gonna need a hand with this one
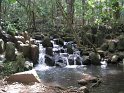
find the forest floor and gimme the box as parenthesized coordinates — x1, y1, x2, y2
(0, 79, 84, 93)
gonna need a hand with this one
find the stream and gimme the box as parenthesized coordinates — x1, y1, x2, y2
(35, 39, 124, 93)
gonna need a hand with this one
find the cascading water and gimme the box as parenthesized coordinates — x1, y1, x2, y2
(34, 39, 124, 93)
(35, 39, 83, 69)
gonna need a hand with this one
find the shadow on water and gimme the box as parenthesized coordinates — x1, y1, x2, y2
(36, 64, 124, 93)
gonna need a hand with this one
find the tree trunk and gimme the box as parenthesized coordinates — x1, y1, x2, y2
(0, 0, 2, 25)
(66, 0, 75, 32)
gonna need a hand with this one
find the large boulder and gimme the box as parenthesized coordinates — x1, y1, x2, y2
(19, 44, 30, 58)
(0, 39, 4, 54)
(82, 56, 91, 65)
(30, 45, 39, 66)
(45, 55, 55, 66)
(5, 42, 16, 61)
(42, 37, 53, 48)
(46, 47, 53, 56)
(89, 52, 101, 65)
(5, 70, 41, 83)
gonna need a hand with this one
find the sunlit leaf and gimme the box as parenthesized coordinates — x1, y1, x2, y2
(8, 0, 16, 3)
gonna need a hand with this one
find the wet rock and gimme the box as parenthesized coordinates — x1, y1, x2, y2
(68, 55, 74, 65)
(42, 37, 53, 48)
(14, 36, 25, 43)
(79, 86, 89, 93)
(0, 39, 4, 54)
(5, 42, 16, 61)
(117, 35, 124, 51)
(24, 61, 33, 70)
(111, 55, 119, 64)
(81, 74, 98, 83)
(0, 31, 15, 43)
(100, 42, 108, 51)
(30, 45, 39, 65)
(89, 52, 101, 65)
(78, 79, 88, 86)
(97, 50, 105, 58)
(76, 56, 82, 65)
(46, 47, 53, 56)
(30, 38, 36, 44)
(66, 44, 73, 54)
(19, 44, 30, 58)
(55, 61, 66, 67)
(117, 52, 124, 61)
(54, 38, 64, 46)
(33, 33, 44, 40)
(4, 70, 41, 83)
(45, 55, 55, 66)
(108, 40, 116, 52)
(82, 56, 91, 65)
(68, 59, 74, 65)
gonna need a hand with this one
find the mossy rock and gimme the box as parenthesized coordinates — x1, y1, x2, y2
(0, 39, 4, 54)
(42, 37, 53, 47)
(89, 52, 101, 65)
(5, 42, 16, 61)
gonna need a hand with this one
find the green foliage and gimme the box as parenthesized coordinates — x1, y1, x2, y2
(8, 0, 16, 4)
(0, 53, 26, 77)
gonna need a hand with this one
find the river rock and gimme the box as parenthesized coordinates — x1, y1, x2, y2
(78, 79, 88, 86)
(76, 56, 83, 65)
(46, 47, 53, 56)
(0, 39, 4, 54)
(54, 38, 64, 46)
(108, 40, 116, 52)
(15, 36, 25, 43)
(81, 73, 98, 83)
(31, 45, 39, 66)
(82, 56, 91, 65)
(30, 38, 36, 44)
(45, 55, 55, 66)
(66, 44, 73, 54)
(89, 52, 101, 65)
(79, 86, 89, 93)
(19, 44, 30, 58)
(42, 37, 53, 47)
(4, 69, 41, 83)
(24, 61, 33, 70)
(111, 55, 119, 64)
(117, 35, 124, 51)
(5, 42, 16, 61)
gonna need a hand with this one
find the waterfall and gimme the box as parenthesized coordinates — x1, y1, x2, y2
(35, 39, 83, 69)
